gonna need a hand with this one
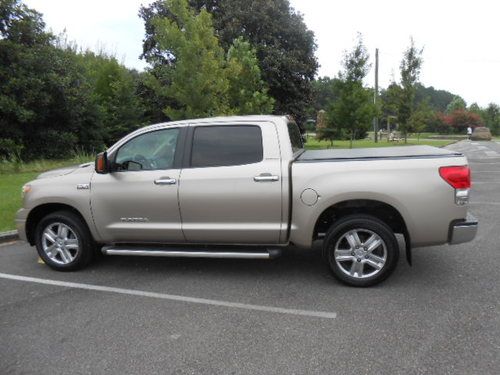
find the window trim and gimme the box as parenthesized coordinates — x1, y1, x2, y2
(186, 124, 264, 169)
(109, 127, 185, 173)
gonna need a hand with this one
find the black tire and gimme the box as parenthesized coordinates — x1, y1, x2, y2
(324, 214, 399, 287)
(35, 210, 94, 271)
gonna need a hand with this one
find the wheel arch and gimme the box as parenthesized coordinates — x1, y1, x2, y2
(25, 203, 93, 246)
(313, 199, 411, 255)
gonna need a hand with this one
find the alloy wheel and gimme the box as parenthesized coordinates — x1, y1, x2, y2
(41, 222, 80, 265)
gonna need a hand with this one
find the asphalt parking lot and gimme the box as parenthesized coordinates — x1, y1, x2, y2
(1, 140, 499, 375)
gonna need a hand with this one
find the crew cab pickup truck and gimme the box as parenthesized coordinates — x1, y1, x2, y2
(16, 115, 478, 286)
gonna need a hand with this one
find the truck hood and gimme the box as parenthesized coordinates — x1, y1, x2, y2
(37, 162, 94, 179)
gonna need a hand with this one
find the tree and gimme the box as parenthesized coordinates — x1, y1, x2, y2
(140, 0, 318, 125)
(446, 96, 467, 114)
(0, 0, 49, 46)
(148, 0, 273, 120)
(468, 102, 482, 116)
(0, 1, 103, 159)
(442, 109, 483, 133)
(78, 51, 145, 144)
(380, 82, 402, 131)
(311, 76, 342, 113)
(151, 0, 229, 120)
(324, 35, 376, 148)
(397, 38, 423, 143)
(484, 103, 500, 135)
(414, 84, 458, 112)
(0, 0, 147, 159)
(409, 101, 433, 141)
(225, 37, 274, 115)
(431, 112, 453, 134)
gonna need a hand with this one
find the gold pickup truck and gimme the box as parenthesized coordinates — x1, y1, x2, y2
(15, 115, 477, 286)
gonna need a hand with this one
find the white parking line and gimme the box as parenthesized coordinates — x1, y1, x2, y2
(0, 272, 337, 320)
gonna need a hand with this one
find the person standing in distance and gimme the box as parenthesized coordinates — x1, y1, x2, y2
(467, 126, 472, 140)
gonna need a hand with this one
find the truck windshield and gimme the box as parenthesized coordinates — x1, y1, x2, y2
(287, 121, 303, 153)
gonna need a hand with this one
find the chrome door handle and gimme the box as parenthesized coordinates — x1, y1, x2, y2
(154, 177, 177, 185)
(254, 173, 279, 182)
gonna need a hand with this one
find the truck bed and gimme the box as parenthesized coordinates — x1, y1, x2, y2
(297, 145, 462, 162)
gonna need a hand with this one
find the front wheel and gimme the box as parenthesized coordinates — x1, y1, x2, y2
(35, 210, 94, 271)
(324, 214, 399, 287)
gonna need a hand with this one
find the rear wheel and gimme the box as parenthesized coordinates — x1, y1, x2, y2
(324, 214, 399, 287)
(35, 210, 94, 271)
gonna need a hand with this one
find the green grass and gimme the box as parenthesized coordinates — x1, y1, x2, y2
(304, 137, 454, 150)
(0, 172, 38, 231)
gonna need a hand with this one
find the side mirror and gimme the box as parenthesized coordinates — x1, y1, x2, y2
(95, 152, 109, 174)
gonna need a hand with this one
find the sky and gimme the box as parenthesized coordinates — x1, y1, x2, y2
(25, 0, 500, 107)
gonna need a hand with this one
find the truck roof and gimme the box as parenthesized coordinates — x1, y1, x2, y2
(141, 115, 288, 131)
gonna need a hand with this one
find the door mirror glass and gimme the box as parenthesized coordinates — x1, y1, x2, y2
(95, 152, 108, 174)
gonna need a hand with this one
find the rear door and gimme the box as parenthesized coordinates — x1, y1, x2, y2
(179, 122, 283, 244)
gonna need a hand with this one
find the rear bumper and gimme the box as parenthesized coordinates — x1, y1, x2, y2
(449, 214, 478, 245)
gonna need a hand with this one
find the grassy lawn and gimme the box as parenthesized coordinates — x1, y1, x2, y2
(0, 172, 38, 231)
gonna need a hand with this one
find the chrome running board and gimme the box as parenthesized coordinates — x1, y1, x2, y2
(101, 246, 282, 259)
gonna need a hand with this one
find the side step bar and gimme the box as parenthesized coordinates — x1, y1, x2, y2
(101, 246, 282, 259)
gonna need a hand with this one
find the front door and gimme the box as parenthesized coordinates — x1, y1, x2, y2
(179, 124, 283, 244)
(90, 127, 185, 243)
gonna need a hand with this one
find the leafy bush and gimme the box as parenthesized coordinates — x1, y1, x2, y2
(0, 138, 23, 160)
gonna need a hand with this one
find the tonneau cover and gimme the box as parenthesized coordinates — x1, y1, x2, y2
(297, 145, 462, 161)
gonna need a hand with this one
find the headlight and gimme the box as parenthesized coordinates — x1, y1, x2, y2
(22, 184, 32, 197)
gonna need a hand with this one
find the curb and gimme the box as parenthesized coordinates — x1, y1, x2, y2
(0, 230, 19, 243)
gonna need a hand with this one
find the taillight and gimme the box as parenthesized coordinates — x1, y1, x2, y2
(439, 166, 471, 189)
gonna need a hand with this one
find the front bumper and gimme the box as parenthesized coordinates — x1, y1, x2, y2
(449, 214, 478, 245)
(15, 208, 29, 242)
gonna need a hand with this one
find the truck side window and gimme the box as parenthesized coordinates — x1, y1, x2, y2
(191, 125, 263, 168)
(287, 121, 303, 153)
(115, 128, 179, 171)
